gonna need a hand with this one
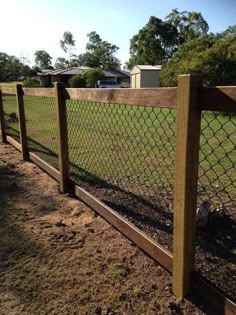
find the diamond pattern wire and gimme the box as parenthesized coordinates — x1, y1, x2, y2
(2, 94, 20, 143)
(199, 111, 236, 217)
(67, 100, 176, 211)
(24, 96, 59, 169)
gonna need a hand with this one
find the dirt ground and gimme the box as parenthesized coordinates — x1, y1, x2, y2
(0, 143, 213, 315)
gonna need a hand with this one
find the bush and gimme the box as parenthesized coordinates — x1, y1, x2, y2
(82, 68, 105, 87)
(23, 78, 40, 87)
(68, 75, 86, 88)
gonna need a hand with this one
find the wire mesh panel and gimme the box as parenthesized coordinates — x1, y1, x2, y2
(67, 100, 176, 249)
(198, 111, 236, 217)
(196, 111, 236, 301)
(2, 94, 20, 143)
(24, 96, 58, 169)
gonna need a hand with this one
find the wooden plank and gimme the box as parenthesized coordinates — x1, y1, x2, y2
(201, 86, 236, 112)
(55, 82, 69, 193)
(0, 89, 7, 143)
(75, 184, 173, 272)
(29, 152, 60, 182)
(6, 135, 22, 151)
(23, 88, 54, 98)
(172, 74, 202, 298)
(192, 272, 236, 315)
(65, 87, 177, 108)
(16, 84, 28, 160)
(1, 87, 16, 95)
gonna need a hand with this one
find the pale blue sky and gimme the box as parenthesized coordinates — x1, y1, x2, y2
(1, 0, 235, 67)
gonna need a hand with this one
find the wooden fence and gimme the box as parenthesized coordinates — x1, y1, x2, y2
(0, 74, 236, 315)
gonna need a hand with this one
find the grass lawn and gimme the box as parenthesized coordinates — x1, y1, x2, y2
(0, 81, 22, 87)
(2, 94, 236, 212)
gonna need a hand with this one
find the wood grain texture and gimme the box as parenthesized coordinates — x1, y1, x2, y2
(75, 184, 173, 272)
(201, 86, 236, 112)
(16, 84, 28, 160)
(6, 135, 22, 151)
(23, 88, 54, 98)
(65, 87, 177, 108)
(29, 152, 60, 182)
(55, 83, 69, 193)
(0, 89, 7, 143)
(1, 87, 16, 95)
(172, 74, 202, 298)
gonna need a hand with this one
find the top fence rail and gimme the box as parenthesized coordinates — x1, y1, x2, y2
(1, 85, 236, 112)
(64, 87, 178, 108)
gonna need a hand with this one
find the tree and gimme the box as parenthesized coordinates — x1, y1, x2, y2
(78, 31, 121, 70)
(68, 74, 86, 88)
(34, 50, 52, 69)
(166, 9, 209, 46)
(82, 68, 105, 87)
(160, 30, 236, 86)
(0, 52, 33, 81)
(127, 16, 178, 69)
(126, 10, 209, 69)
(54, 57, 70, 69)
(60, 31, 75, 61)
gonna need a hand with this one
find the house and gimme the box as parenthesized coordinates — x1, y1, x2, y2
(37, 66, 91, 87)
(37, 67, 130, 87)
(131, 65, 161, 88)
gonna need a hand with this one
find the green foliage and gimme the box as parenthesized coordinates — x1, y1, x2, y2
(82, 68, 105, 87)
(54, 57, 70, 69)
(34, 50, 52, 69)
(160, 32, 236, 86)
(0, 52, 33, 82)
(68, 74, 86, 88)
(166, 9, 209, 45)
(23, 78, 40, 87)
(127, 10, 209, 69)
(60, 31, 75, 61)
(78, 31, 121, 70)
(127, 16, 178, 69)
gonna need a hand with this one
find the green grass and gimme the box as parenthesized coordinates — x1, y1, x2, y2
(0, 81, 22, 87)
(2, 94, 236, 210)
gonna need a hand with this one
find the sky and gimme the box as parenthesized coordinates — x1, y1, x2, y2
(1, 0, 236, 67)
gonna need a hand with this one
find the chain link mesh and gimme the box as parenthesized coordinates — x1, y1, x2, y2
(24, 96, 58, 169)
(67, 100, 176, 247)
(198, 111, 236, 218)
(2, 94, 20, 143)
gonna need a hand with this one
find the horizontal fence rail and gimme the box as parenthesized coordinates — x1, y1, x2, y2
(64, 87, 178, 108)
(0, 77, 236, 315)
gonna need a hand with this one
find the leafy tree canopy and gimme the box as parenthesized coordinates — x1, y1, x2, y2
(60, 31, 75, 61)
(78, 32, 121, 70)
(34, 50, 52, 69)
(127, 9, 209, 69)
(0, 52, 34, 81)
(160, 29, 236, 86)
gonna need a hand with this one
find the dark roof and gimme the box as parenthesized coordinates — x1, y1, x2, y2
(38, 67, 130, 78)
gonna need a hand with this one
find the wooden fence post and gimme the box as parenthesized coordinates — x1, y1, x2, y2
(0, 88, 7, 143)
(173, 74, 202, 298)
(55, 82, 69, 193)
(16, 84, 28, 160)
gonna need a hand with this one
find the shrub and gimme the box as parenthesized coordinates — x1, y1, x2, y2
(68, 75, 86, 88)
(82, 68, 105, 87)
(23, 78, 40, 87)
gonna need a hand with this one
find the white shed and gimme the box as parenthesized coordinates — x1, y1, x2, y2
(131, 65, 162, 88)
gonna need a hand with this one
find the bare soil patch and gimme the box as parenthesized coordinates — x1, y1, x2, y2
(0, 144, 212, 314)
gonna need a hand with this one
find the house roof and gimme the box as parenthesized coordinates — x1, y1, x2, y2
(38, 66, 92, 76)
(38, 67, 130, 78)
(135, 65, 162, 71)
